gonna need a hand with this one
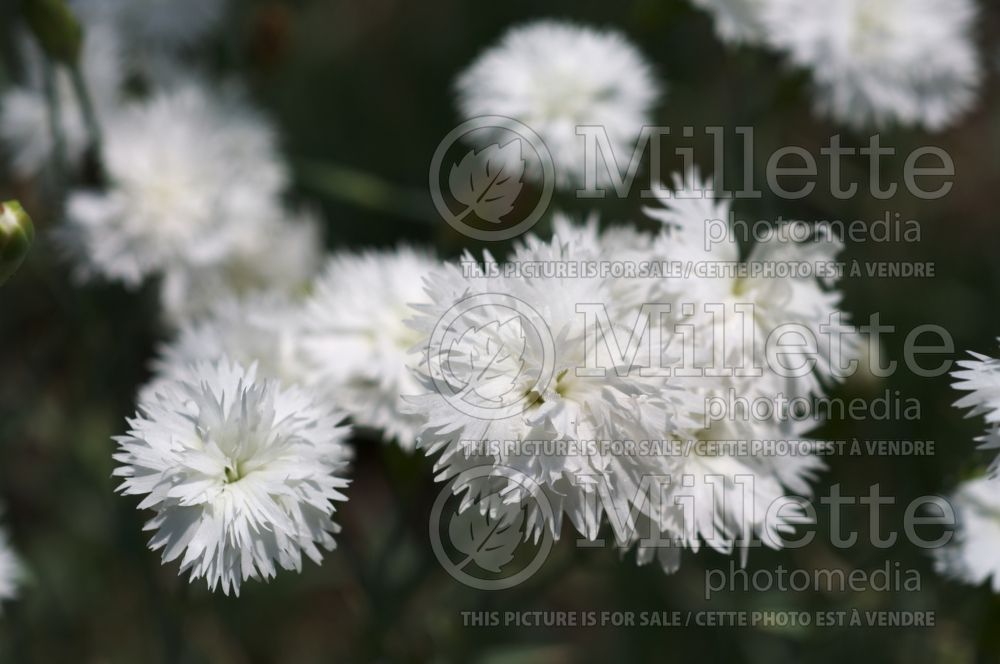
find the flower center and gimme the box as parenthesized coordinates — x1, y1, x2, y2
(223, 461, 246, 484)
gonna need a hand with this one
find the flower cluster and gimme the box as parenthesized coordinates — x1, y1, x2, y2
(3, 3, 985, 603)
(0, 0, 355, 594)
(1, 3, 320, 329)
(405, 171, 856, 572)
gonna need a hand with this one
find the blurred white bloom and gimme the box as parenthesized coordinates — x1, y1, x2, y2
(691, 0, 772, 44)
(0, 23, 123, 177)
(935, 476, 1000, 592)
(301, 248, 438, 448)
(115, 360, 351, 596)
(159, 209, 323, 327)
(645, 172, 859, 406)
(761, 0, 980, 130)
(76, 0, 228, 50)
(64, 81, 287, 286)
(455, 20, 659, 188)
(0, 529, 21, 606)
(145, 294, 311, 400)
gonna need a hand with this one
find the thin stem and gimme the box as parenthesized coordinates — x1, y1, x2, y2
(296, 160, 438, 225)
(68, 61, 104, 179)
(68, 63, 101, 146)
(40, 58, 66, 192)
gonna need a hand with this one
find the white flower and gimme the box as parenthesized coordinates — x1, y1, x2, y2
(645, 172, 859, 406)
(0, 22, 123, 177)
(407, 216, 833, 572)
(761, 0, 980, 130)
(301, 248, 438, 448)
(0, 529, 21, 606)
(953, 343, 1000, 426)
(406, 231, 702, 552)
(691, 0, 773, 44)
(77, 0, 228, 50)
(159, 208, 323, 327)
(628, 415, 825, 571)
(64, 81, 287, 286)
(934, 476, 1000, 592)
(455, 20, 660, 189)
(114, 359, 351, 596)
(146, 294, 311, 399)
(952, 342, 1000, 473)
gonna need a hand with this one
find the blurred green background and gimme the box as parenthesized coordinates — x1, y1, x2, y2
(1, 0, 1000, 661)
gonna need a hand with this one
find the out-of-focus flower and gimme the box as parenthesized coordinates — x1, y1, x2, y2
(0, 22, 123, 177)
(761, 0, 980, 130)
(114, 359, 351, 596)
(691, 0, 773, 44)
(159, 209, 323, 327)
(0, 528, 22, 606)
(455, 20, 660, 189)
(145, 294, 311, 400)
(934, 476, 1000, 592)
(301, 248, 438, 448)
(76, 0, 228, 50)
(64, 81, 287, 286)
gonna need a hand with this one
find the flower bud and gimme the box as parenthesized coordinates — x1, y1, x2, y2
(22, 0, 83, 65)
(0, 201, 34, 286)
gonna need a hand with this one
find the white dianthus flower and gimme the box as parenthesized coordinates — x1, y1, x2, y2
(934, 476, 1000, 592)
(0, 22, 123, 177)
(691, 0, 773, 44)
(408, 216, 832, 572)
(645, 172, 859, 406)
(146, 294, 311, 400)
(406, 232, 702, 549)
(455, 20, 660, 189)
(953, 343, 1000, 426)
(628, 415, 825, 571)
(115, 360, 351, 596)
(301, 248, 438, 449)
(64, 81, 287, 286)
(761, 0, 980, 131)
(159, 208, 323, 327)
(952, 342, 1000, 473)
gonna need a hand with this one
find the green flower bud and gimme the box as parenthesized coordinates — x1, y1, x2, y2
(0, 201, 34, 286)
(22, 0, 83, 65)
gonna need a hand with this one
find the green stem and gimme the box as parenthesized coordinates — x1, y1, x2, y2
(40, 57, 66, 190)
(68, 60, 104, 176)
(296, 160, 437, 225)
